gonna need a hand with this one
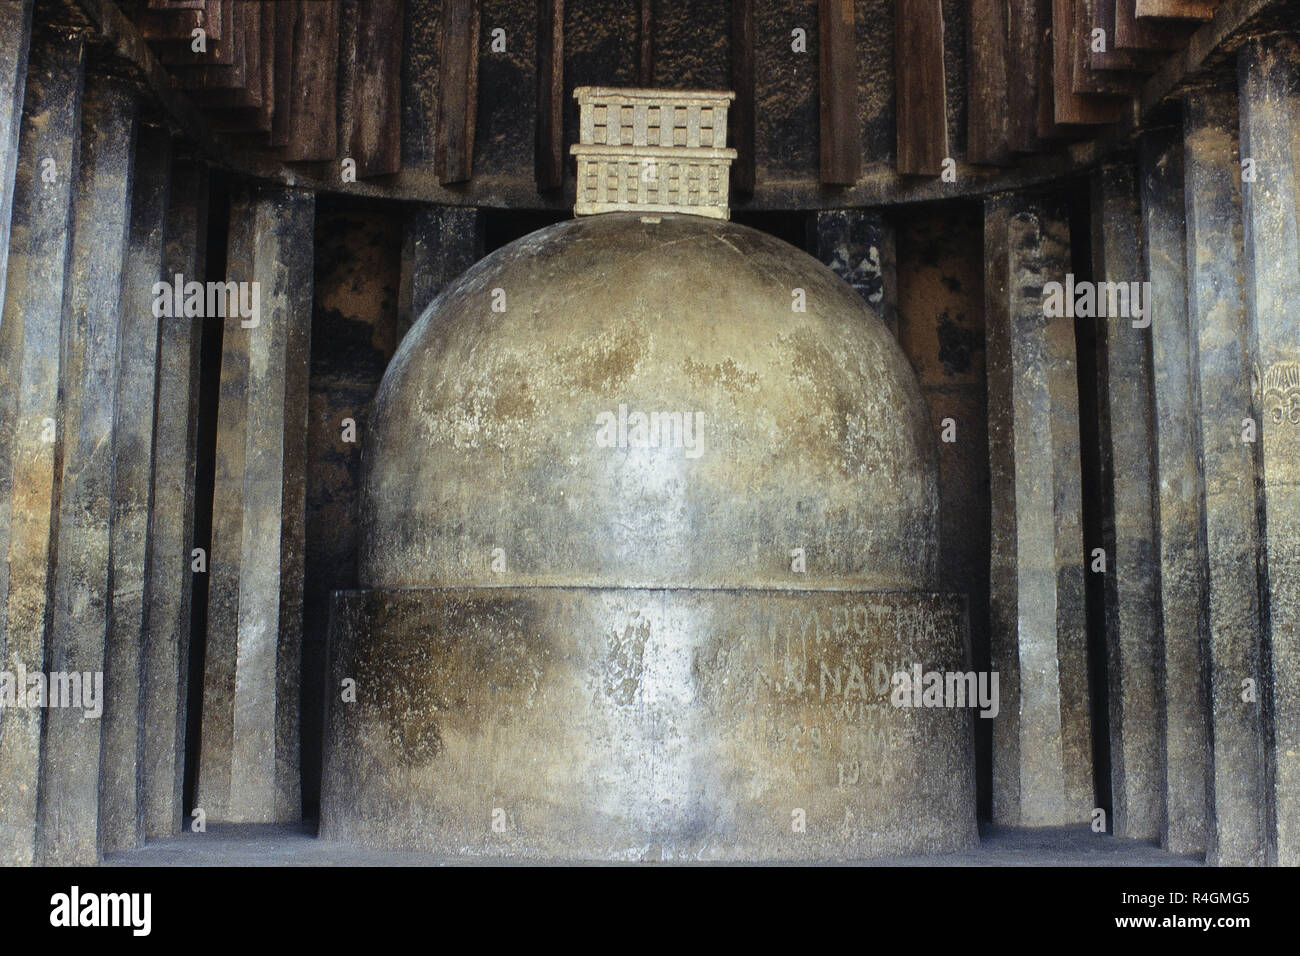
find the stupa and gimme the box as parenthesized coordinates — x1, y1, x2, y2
(320, 89, 977, 860)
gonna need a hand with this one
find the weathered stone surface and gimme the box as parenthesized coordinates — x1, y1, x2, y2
(895, 208, 992, 816)
(395, 203, 483, 344)
(198, 191, 254, 825)
(0, 31, 84, 868)
(1039, 208, 1093, 824)
(327, 210, 973, 859)
(984, 192, 1092, 826)
(1139, 124, 1210, 855)
(100, 126, 172, 853)
(809, 209, 897, 337)
(198, 186, 313, 823)
(0, 0, 33, 322)
(323, 587, 977, 860)
(365, 213, 938, 592)
(1091, 161, 1164, 841)
(1182, 90, 1269, 867)
(38, 80, 137, 866)
(302, 205, 399, 812)
(257, 190, 312, 826)
(142, 160, 209, 839)
(1238, 35, 1300, 867)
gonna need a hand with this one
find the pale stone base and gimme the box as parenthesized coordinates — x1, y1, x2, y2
(322, 588, 978, 861)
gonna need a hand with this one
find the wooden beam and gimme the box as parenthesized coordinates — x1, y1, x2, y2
(1007, 0, 1045, 151)
(157, 0, 232, 65)
(280, 0, 338, 162)
(1039, 0, 1068, 137)
(1116, 0, 1196, 50)
(170, 0, 250, 92)
(894, 0, 942, 177)
(1052, 0, 1127, 124)
(1135, 0, 1217, 18)
(729, 0, 755, 191)
(819, 0, 860, 183)
(271, 0, 295, 148)
(255, 0, 276, 131)
(639, 0, 653, 86)
(195, 0, 264, 111)
(969, 0, 1012, 164)
(193, 0, 272, 132)
(535, 0, 563, 191)
(140, 0, 224, 43)
(1072, 0, 1143, 94)
(1088, 0, 1154, 70)
(436, 0, 479, 184)
(341, 0, 404, 177)
(1039, 0, 1078, 137)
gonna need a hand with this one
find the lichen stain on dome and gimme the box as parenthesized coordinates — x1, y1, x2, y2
(682, 356, 761, 393)
(549, 328, 647, 394)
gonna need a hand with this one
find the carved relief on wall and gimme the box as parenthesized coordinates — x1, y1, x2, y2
(1255, 360, 1300, 426)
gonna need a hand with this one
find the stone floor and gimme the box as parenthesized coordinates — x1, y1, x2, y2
(105, 821, 1203, 866)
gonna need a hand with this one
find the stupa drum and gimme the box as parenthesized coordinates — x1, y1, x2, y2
(320, 210, 978, 860)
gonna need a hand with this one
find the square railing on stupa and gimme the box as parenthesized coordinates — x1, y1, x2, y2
(570, 87, 739, 220)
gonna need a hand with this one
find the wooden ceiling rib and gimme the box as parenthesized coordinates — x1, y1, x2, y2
(122, 0, 1225, 185)
(138, 0, 222, 43)
(1136, 0, 1217, 17)
(126, 0, 403, 179)
(968, 0, 1012, 165)
(965, 0, 1220, 170)
(1116, 0, 1200, 49)
(1088, 0, 1156, 72)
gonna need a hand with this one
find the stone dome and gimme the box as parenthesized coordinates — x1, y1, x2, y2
(359, 212, 938, 590)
